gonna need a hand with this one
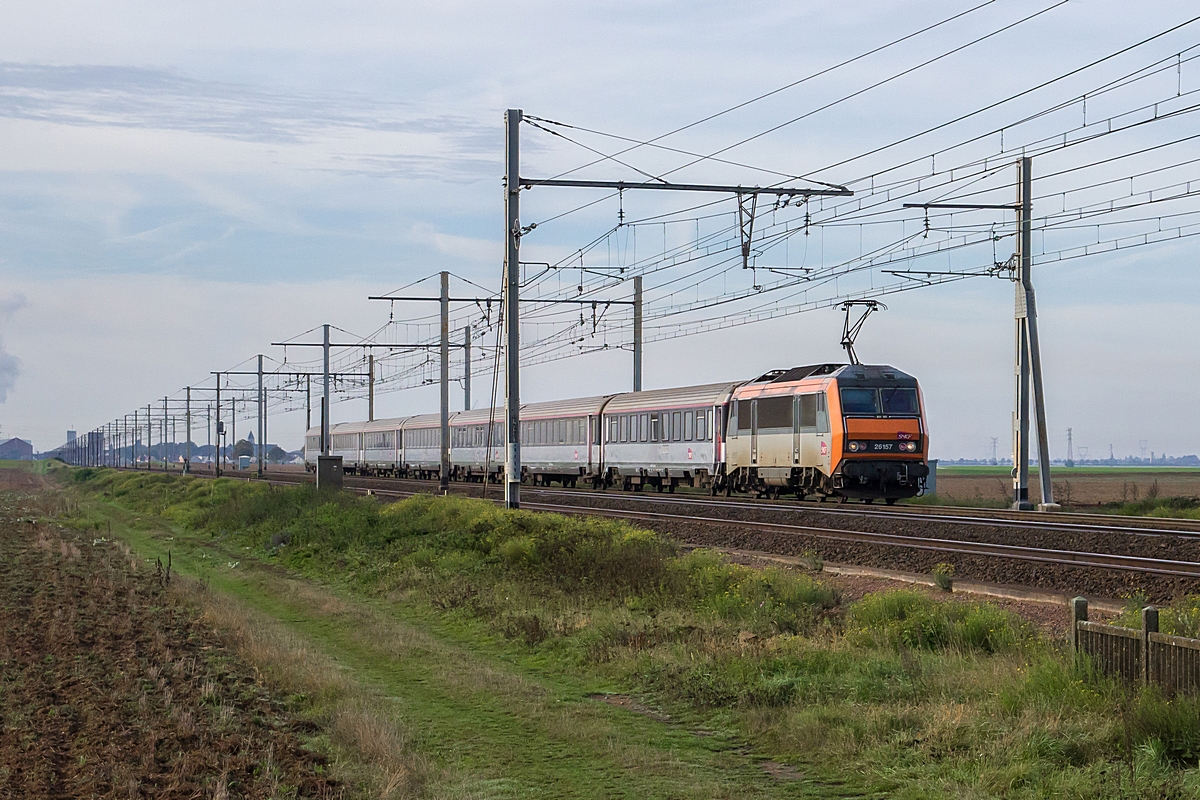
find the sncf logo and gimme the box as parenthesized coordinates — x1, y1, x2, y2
(897, 432, 914, 440)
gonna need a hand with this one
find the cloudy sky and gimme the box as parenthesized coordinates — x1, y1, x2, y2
(1, 0, 1198, 461)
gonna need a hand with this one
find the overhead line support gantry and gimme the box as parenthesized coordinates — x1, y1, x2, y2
(502, 108, 853, 508)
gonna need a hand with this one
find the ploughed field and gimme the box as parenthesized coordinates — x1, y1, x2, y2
(936, 469, 1200, 507)
(0, 469, 338, 798)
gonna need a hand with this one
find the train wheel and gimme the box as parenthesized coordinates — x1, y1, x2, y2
(668, 483, 675, 493)
(863, 498, 873, 505)
(886, 497, 897, 506)
(838, 496, 848, 504)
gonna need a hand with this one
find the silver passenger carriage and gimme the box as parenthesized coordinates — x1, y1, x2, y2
(360, 417, 407, 476)
(330, 421, 364, 471)
(600, 382, 739, 492)
(401, 413, 444, 479)
(518, 395, 613, 487)
(449, 407, 504, 482)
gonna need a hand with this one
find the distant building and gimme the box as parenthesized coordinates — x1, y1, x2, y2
(67, 430, 77, 443)
(0, 437, 34, 460)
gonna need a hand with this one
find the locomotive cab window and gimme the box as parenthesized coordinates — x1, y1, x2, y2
(881, 387, 919, 415)
(737, 399, 753, 433)
(797, 394, 818, 431)
(757, 395, 792, 430)
(840, 388, 880, 416)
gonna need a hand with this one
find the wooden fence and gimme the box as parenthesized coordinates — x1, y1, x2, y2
(1071, 597, 1200, 695)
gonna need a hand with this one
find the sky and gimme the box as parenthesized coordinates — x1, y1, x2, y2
(1, 0, 1198, 461)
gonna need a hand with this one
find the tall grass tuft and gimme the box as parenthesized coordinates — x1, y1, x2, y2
(847, 589, 1029, 653)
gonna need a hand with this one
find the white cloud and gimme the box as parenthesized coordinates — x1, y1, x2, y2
(0, 292, 26, 403)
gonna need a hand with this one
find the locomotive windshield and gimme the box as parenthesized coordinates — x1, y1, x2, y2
(880, 387, 919, 415)
(840, 386, 920, 416)
(840, 388, 879, 415)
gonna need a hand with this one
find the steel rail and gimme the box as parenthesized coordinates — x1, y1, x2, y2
(186, 465, 1200, 537)
(198, 469, 1200, 580)
(515, 502, 1200, 580)
(510, 485, 1200, 539)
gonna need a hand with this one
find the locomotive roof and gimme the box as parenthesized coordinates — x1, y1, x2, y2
(603, 381, 742, 413)
(832, 364, 918, 387)
(749, 363, 916, 387)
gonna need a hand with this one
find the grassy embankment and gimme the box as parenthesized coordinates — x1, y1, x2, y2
(57, 466, 1200, 798)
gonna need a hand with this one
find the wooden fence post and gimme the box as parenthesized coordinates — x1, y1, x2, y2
(1070, 597, 1088, 657)
(1142, 605, 1159, 685)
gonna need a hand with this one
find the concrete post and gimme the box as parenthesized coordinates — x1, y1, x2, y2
(504, 108, 523, 508)
(1070, 596, 1088, 656)
(1142, 605, 1159, 685)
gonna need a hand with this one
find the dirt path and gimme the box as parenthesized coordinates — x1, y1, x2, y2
(0, 473, 340, 798)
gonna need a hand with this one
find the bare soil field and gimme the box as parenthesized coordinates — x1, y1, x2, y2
(0, 469, 341, 799)
(936, 470, 1200, 506)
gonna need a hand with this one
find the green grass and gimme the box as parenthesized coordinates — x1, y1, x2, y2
(1099, 496, 1200, 520)
(0, 458, 64, 474)
(53, 467, 1200, 798)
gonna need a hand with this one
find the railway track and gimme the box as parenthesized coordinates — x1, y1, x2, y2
(181, 464, 1200, 536)
(162, 466, 1200, 598)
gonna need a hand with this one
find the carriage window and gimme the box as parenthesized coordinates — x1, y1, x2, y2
(649, 413, 660, 442)
(638, 413, 648, 442)
(620, 414, 629, 443)
(840, 388, 880, 415)
(697, 410, 708, 441)
(881, 387, 919, 416)
(684, 411, 694, 441)
(670, 411, 681, 441)
(737, 399, 752, 432)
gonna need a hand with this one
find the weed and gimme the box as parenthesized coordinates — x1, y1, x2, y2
(931, 562, 955, 592)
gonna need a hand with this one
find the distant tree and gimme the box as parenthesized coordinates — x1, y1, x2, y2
(231, 439, 254, 458)
(266, 445, 287, 464)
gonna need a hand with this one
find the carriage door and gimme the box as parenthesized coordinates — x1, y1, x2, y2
(750, 400, 758, 465)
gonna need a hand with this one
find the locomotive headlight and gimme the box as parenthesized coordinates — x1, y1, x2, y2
(901, 441, 918, 452)
(848, 441, 861, 452)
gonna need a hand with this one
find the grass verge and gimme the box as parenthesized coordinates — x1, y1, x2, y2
(54, 467, 1200, 798)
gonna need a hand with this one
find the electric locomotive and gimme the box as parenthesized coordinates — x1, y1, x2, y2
(718, 363, 929, 503)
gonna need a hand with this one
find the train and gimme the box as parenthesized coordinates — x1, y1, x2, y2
(304, 363, 931, 503)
